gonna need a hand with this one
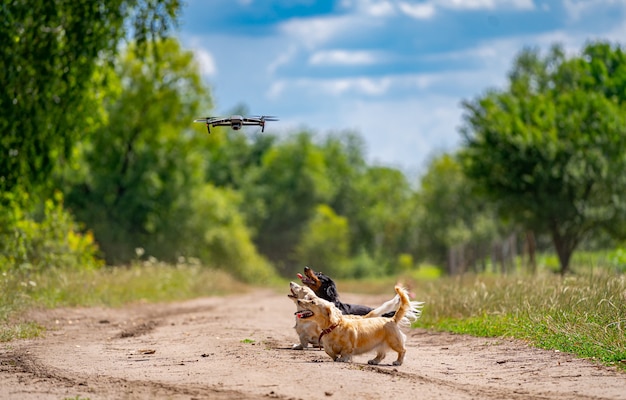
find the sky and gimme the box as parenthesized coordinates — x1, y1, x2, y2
(177, 0, 626, 176)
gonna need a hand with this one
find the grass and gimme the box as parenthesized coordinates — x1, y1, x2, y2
(411, 272, 625, 371)
(333, 265, 626, 371)
(0, 259, 250, 342)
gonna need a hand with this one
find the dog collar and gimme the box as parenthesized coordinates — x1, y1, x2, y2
(318, 324, 338, 349)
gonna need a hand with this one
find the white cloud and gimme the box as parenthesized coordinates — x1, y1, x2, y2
(604, 16, 626, 43)
(398, 0, 534, 20)
(272, 76, 393, 96)
(362, 0, 396, 17)
(268, 69, 503, 102)
(320, 77, 393, 95)
(398, 2, 437, 19)
(340, 0, 396, 16)
(268, 45, 297, 75)
(434, 0, 535, 10)
(334, 97, 464, 173)
(192, 48, 217, 76)
(562, 0, 592, 21)
(562, 0, 625, 22)
(280, 16, 354, 49)
(309, 49, 379, 65)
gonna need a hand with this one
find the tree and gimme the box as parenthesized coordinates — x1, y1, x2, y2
(352, 166, 416, 263)
(1, 0, 180, 193)
(460, 42, 626, 275)
(416, 154, 500, 274)
(294, 204, 350, 277)
(321, 132, 369, 219)
(240, 132, 335, 274)
(63, 38, 209, 263)
(203, 127, 277, 190)
(182, 184, 276, 283)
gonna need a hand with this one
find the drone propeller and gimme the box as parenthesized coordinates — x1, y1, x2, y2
(249, 115, 279, 121)
(193, 117, 214, 134)
(255, 116, 278, 132)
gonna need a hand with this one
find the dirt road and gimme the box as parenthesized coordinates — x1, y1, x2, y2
(1, 288, 625, 400)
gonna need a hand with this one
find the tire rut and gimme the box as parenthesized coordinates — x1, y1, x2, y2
(1, 350, 276, 400)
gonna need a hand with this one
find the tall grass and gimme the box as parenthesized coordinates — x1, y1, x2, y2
(411, 272, 626, 370)
(334, 264, 625, 370)
(0, 259, 249, 342)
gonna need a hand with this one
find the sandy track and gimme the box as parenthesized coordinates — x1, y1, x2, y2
(1, 289, 625, 400)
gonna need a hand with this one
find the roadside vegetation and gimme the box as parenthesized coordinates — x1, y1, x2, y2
(414, 271, 626, 371)
(0, 259, 249, 342)
(337, 259, 626, 372)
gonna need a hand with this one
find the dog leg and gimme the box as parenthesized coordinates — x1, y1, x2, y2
(388, 331, 406, 366)
(392, 350, 405, 366)
(323, 346, 339, 361)
(367, 349, 386, 365)
(292, 332, 310, 350)
(335, 354, 352, 362)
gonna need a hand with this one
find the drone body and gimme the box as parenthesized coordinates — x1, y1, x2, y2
(194, 115, 278, 134)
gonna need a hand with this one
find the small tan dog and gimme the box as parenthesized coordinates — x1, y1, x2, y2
(288, 282, 324, 349)
(296, 285, 410, 365)
(287, 282, 419, 350)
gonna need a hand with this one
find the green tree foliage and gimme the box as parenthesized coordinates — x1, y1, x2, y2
(61, 38, 275, 282)
(318, 134, 422, 274)
(227, 129, 424, 277)
(417, 154, 500, 272)
(351, 166, 418, 264)
(460, 42, 626, 275)
(321, 132, 369, 218)
(182, 184, 276, 283)
(294, 204, 350, 277)
(63, 38, 206, 263)
(1, 0, 181, 193)
(203, 128, 277, 190)
(0, 189, 102, 273)
(240, 132, 335, 274)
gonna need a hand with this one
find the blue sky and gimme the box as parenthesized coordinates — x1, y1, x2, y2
(177, 0, 626, 176)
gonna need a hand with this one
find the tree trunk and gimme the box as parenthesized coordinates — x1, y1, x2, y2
(508, 232, 517, 274)
(447, 247, 456, 275)
(551, 226, 577, 276)
(525, 230, 536, 274)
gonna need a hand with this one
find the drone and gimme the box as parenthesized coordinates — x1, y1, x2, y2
(193, 115, 278, 134)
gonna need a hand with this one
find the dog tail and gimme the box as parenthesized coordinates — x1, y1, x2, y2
(366, 295, 399, 318)
(393, 285, 411, 325)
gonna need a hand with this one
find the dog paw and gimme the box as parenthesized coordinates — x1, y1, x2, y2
(292, 344, 304, 350)
(392, 360, 403, 366)
(367, 359, 381, 365)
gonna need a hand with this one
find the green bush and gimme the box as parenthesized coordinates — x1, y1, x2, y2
(294, 204, 350, 277)
(181, 184, 277, 284)
(0, 189, 102, 273)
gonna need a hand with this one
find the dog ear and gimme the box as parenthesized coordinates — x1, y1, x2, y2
(325, 285, 338, 299)
(328, 303, 342, 324)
